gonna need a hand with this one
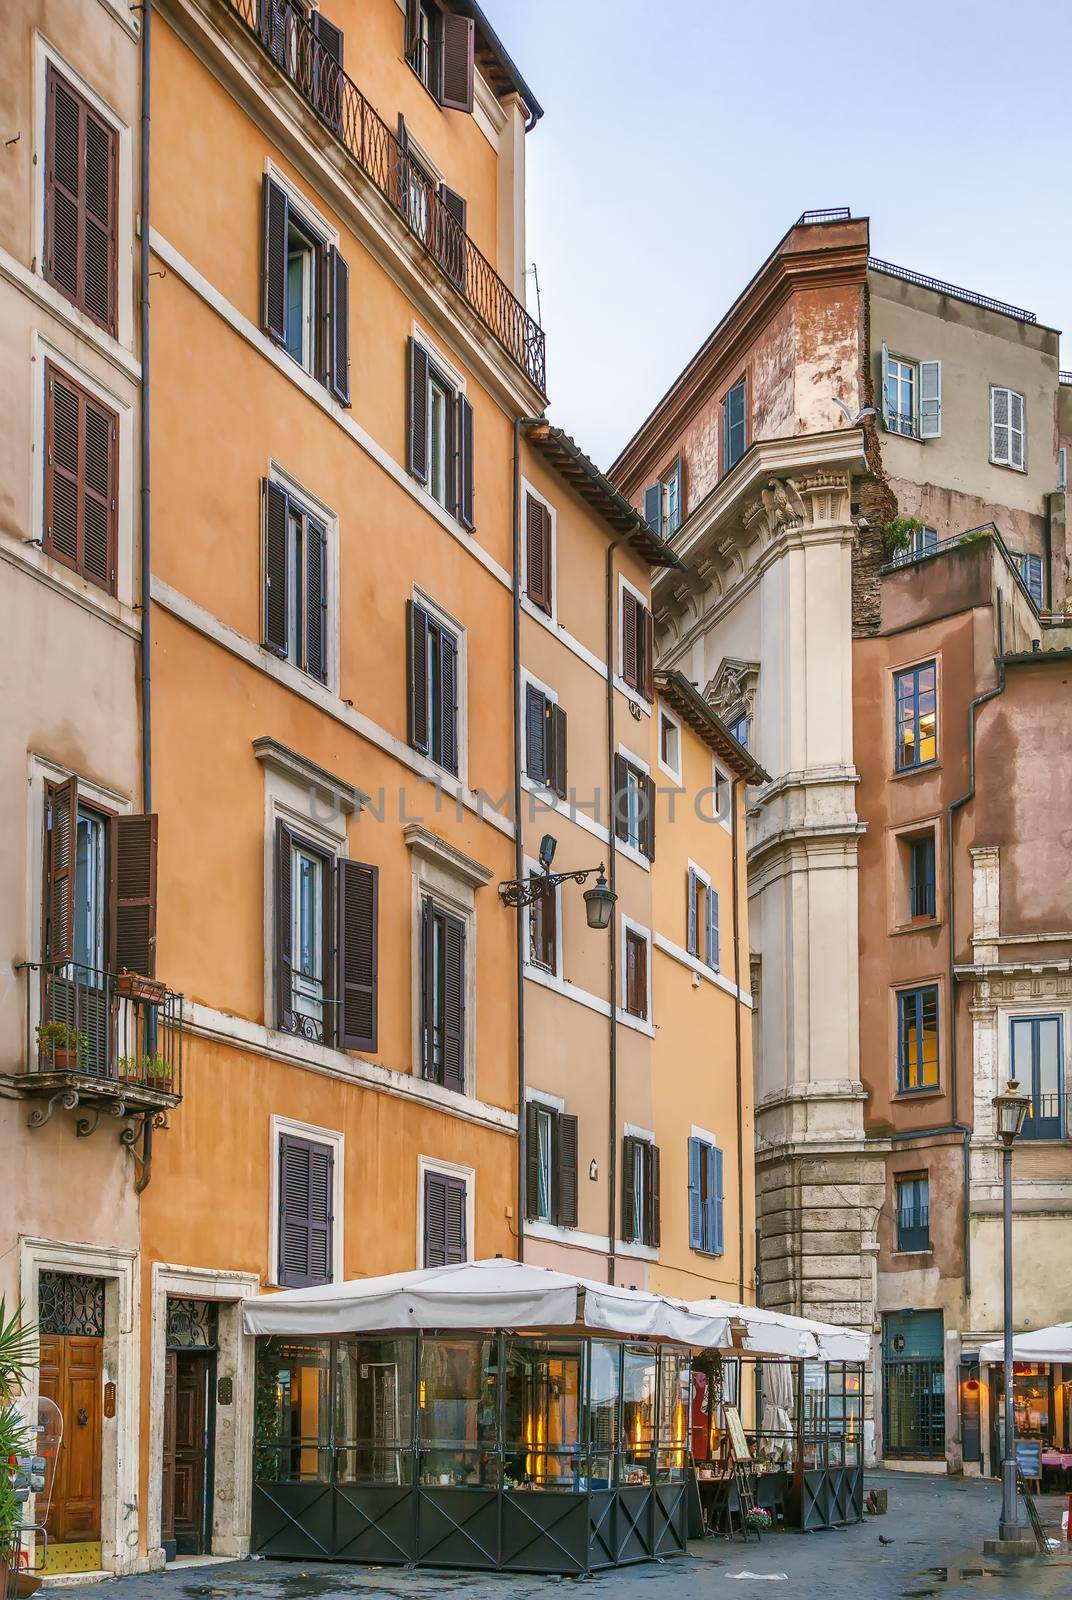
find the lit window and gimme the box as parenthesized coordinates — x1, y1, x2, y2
(895, 661, 937, 771)
(897, 986, 939, 1092)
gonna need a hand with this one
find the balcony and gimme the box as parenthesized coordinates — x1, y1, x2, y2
(12, 962, 184, 1135)
(224, 0, 546, 394)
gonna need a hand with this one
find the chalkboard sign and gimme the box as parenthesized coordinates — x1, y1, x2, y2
(1016, 1440, 1042, 1478)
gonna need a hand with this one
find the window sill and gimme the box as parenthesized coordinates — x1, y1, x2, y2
(883, 428, 925, 445)
(893, 1087, 944, 1102)
(891, 1248, 933, 1259)
(690, 1246, 725, 1260)
(891, 761, 941, 782)
(989, 459, 1027, 475)
(891, 917, 942, 936)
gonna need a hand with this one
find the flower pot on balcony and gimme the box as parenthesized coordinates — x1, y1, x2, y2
(116, 970, 167, 1003)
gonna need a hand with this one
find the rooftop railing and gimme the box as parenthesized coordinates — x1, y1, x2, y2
(868, 259, 1036, 324)
(224, 0, 547, 393)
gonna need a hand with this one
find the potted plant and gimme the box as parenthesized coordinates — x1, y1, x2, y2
(882, 514, 923, 561)
(0, 1302, 36, 1597)
(115, 969, 167, 1004)
(34, 1021, 88, 1073)
(140, 1053, 173, 1092)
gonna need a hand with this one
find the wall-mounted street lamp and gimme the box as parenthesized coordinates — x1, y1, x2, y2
(992, 1076, 1031, 1546)
(499, 834, 616, 932)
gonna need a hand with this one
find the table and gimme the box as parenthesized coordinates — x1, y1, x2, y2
(1041, 1450, 1072, 1490)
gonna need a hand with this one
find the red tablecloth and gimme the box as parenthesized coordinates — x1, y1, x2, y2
(1041, 1450, 1072, 1469)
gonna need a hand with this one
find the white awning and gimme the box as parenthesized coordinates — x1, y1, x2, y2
(686, 1299, 871, 1363)
(979, 1322, 1072, 1365)
(242, 1258, 732, 1347)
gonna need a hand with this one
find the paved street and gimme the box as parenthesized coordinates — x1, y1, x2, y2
(53, 1474, 1072, 1600)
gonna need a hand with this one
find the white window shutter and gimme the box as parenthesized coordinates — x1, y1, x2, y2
(992, 387, 1010, 464)
(1010, 390, 1025, 469)
(686, 867, 698, 957)
(880, 342, 892, 431)
(919, 361, 941, 438)
(1059, 446, 1067, 493)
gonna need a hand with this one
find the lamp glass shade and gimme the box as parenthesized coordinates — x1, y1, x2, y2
(583, 873, 616, 931)
(992, 1078, 1031, 1143)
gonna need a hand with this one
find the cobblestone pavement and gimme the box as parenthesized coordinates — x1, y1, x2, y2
(51, 1474, 1072, 1600)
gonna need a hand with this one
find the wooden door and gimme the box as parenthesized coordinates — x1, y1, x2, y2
(171, 1354, 210, 1554)
(38, 1335, 103, 1544)
(161, 1352, 177, 1546)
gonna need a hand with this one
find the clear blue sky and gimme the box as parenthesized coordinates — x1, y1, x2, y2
(481, 0, 1072, 469)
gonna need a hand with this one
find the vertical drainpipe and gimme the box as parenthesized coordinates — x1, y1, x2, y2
(511, 418, 527, 1260)
(134, 0, 153, 1195)
(945, 594, 1007, 1299)
(605, 542, 618, 1287)
(730, 776, 745, 1301)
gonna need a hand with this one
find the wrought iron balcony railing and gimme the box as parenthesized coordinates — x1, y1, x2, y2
(225, 0, 547, 394)
(24, 961, 184, 1101)
(910, 879, 936, 919)
(1021, 1093, 1064, 1140)
(896, 1208, 930, 1253)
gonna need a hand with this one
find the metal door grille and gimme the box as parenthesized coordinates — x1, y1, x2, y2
(883, 1359, 944, 1457)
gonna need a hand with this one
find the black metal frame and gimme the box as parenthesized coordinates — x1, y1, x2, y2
(251, 1331, 690, 1574)
(498, 862, 606, 911)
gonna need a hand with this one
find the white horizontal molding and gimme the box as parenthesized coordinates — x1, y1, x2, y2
(151, 577, 514, 840)
(654, 932, 753, 1008)
(520, 596, 608, 680)
(522, 961, 655, 1037)
(183, 999, 518, 1133)
(520, 773, 609, 848)
(149, 229, 513, 592)
(523, 1219, 659, 1265)
(0, 530, 142, 640)
(0, 245, 142, 382)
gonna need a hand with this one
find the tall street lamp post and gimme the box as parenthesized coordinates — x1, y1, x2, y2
(992, 1077, 1031, 1544)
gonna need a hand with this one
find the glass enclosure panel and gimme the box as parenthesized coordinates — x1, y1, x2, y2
(334, 1337, 415, 1484)
(255, 1337, 332, 1481)
(588, 1341, 620, 1486)
(503, 1339, 584, 1490)
(621, 1345, 657, 1484)
(418, 1336, 498, 1485)
(656, 1348, 690, 1480)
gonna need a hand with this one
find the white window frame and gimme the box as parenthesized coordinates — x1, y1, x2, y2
(406, 826, 488, 1095)
(886, 353, 917, 437)
(34, 37, 137, 349)
(519, 478, 557, 622)
(620, 914, 653, 1028)
(265, 460, 340, 692)
(267, 1114, 345, 1287)
(615, 572, 653, 716)
(656, 702, 682, 783)
(412, 584, 469, 789)
(417, 1154, 475, 1268)
(687, 858, 719, 971)
(520, 669, 560, 788)
(990, 385, 1026, 471)
(523, 852, 563, 979)
(711, 759, 733, 834)
(660, 464, 680, 536)
(616, 740, 651, 869)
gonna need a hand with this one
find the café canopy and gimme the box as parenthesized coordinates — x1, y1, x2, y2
(979, 1322, 1072, 1366)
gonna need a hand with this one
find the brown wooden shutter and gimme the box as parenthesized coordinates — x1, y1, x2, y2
(441, 910, 465, 1092)
(613, 752, 628, 844)
(338, 859, 377, 1051)
(555, 1112, 578, 1228)
(456, 394, 474, 529)
(328, 247, 350, 405)
(648, 1142, 661, 1247)
(111, 813, 158, 978)
(274, 820, 295, 1030)
(404, 0, 420, 58)
(408, 338, 430, 485)
(439, 183, 467, 290)
(548, 703, 567, 800)
(279, 1134, 334, 1286)
(419, 896, 434, 1077)
(524, 1101, 541, 1221)
(44, 68, 117, 333)
(641, 771, 656, 861)
(439, 12, 474, 111)
(45, 363, 117, 595)
(263, 479, 289, 657)
(641, 603, 655, 701)
(310, 11, 344, 131)
(44, 777, 78, 966)
(439, 627, 459, 774)
(444, 1173, 467, 1261)
(525, 493, 551, 613)
(424, 1171, 467, 1267)
(622, 591, 638, 688)
(525, 684, 547, 781)
(407, 599, 430, 753)
(621, 1135, 638, 1243)
(531, 877, 556, 971)
(305, 514, 328, 683)
(263, 174, 288, 343)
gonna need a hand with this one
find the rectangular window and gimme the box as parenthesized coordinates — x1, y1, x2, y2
(895, 661, 938, 771)
(1012, 1016, 1064, 1140)
(659, 710, 680, 779)
(407, 599, 459, 775)
(407, 339, 474, 527)
(624, 926, 649, 1021)
(728, 712, 749, 749)
(895, 1175, 930, 1252)
(1059, 446, 1067, 493)
(909, 836, 936, 919)
(524, 1102, 578, 1227)
(275, 821, 333, 1045)
(620, 587, 654, 700)
(423, 1168, 467, 1268)
(524, 683, 567, 798)
(614, 754, 654, 859)
(621, 1136, 660, 1247)
(688, 1137, 724, 1255)
(528, 874, 558, 974)
(991, 386, 1025, 470)
(262, 175, 350, 403)
(524, 491, 553, 614)
(44, 66, 118, 333)
(1016, 552, 1044, 609)
(686, 870, 720, 970)
(405, 0, 474, 112)
(262, 479, 329, 684)
(44, 361, 118, 594)
(891, 524, 939, 566)
(897, 985, 939, 1092)
(722, 379, 747, 473)
(420, 897, 465, 1092)
(885, 356, 916, 437)
(278, 1132, 334, 1287)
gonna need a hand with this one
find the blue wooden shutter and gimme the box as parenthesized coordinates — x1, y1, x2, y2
(688, 1137, 703, 1249)
(686, 868, 698, 957)
(710, 1144, 724, 1255)
(705, 887, 720, 971)
(644, 482, 661, 535)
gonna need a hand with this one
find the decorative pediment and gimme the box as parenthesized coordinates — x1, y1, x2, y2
(705, 656, 759, 723)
